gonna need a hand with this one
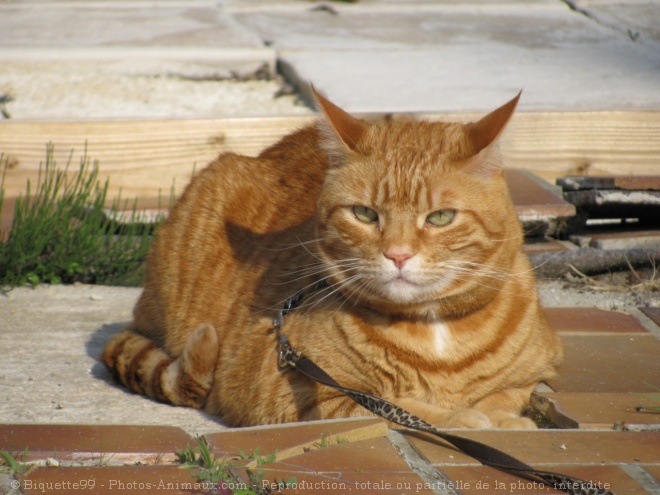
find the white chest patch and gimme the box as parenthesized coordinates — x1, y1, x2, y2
(431, 320, 452, 356)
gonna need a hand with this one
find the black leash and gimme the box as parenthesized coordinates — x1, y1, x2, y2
(273, 282, 614, 495)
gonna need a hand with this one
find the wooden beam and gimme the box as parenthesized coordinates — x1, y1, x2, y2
(1, 111, 658, 202)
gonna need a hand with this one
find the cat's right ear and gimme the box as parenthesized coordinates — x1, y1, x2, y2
(312, 85, 368, 163)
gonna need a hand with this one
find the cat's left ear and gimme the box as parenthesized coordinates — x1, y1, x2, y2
(312, 85, 369, 164)
(462, 90, 521, 177)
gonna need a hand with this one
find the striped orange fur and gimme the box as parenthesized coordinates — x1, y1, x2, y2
(102, 89, 562, 428)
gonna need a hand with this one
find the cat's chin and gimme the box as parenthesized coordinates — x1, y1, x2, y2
(379, 278, 444, 308)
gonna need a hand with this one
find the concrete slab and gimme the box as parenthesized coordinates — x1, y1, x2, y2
(569, 0, 660, 49)
(0, 2, 308, 119)
(0, 284, 224, 436)
(234, 2, 660, 112)
(3, 1, 659, 119)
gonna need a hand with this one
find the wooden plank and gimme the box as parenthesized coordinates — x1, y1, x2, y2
(1, 111, 659, 202)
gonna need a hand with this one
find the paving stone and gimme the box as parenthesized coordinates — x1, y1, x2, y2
(204, 417, 387, 463)
(0, 425, 191, 463)
(548, 334, 660, 393)
(439, 465, 642, 495)
(18, 466, 229, 495)
(543, 307, 650, 334)
(238, 2, 660, 113)
(532, 392, 660, 429)
(402, 430, 660, 466)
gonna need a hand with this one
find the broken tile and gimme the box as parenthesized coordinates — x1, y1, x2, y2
(547, 335, 660, 392)
(18, 466, 229, 495)
(204, 417, 386, 463)
(543, 307, 649, 334)
(403, 430, 660, 466)
(439, 465, 644, 495)
(532, 392, 660, 429)
(504, 170, 576, 237)
(0, 425, 191, 463)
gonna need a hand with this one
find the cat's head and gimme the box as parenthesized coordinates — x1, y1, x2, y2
(313, 88, 524, 317)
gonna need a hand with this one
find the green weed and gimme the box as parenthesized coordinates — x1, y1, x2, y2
(636, 383, 660, 412)
(0, 147, 165, 291)
(177, 436, 294, 494)
(0, 448, 29, 475)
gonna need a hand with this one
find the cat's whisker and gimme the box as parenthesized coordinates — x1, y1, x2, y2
(266, 258, 362, 286)
(265, 236, 329, 252)
(298, 274, 364, 314)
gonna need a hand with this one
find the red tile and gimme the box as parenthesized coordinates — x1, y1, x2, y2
(205, 417, 386, 463)
(403, 430, 660, 466)
(543, 307, 649, 334)
(0, 425, 191, 461)
(505, 170, 575, 218)
(548, 335, 660, 392)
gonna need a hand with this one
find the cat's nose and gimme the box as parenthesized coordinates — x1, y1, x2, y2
(384, 249, 414, 270)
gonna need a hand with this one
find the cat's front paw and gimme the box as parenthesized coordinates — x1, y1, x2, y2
(442, 409, 492, 429)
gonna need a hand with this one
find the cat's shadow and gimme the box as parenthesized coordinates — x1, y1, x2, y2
(86, 321, 126, 383)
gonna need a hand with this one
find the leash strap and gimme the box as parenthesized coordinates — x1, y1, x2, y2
(277, 336, 614, 495)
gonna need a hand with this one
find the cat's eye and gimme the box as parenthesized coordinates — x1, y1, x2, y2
(353, 205, 378, 223)
(426, 209, 456, 227)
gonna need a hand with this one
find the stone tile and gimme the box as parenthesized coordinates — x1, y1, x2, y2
(439, 465, 644, 495)
(548, 335, 660, 392)
(402, 430, 660, 466)
(204, 417, 387, 463)
(532, 392, 660, 429)
(0, 425, 191, 463)
(543, 307, 649, 334)
(18, 466, 229, 495)
(640, 307, 660, 327)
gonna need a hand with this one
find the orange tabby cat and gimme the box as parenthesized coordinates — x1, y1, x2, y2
(102, 88, 562, 429)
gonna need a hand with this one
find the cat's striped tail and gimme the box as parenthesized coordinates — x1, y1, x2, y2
(101, 324, 218, 409)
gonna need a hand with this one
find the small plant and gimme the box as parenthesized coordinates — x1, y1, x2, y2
(0, 448, 29, 475)
(0, 146, 166, 292)
(636, 383, 660, 412)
